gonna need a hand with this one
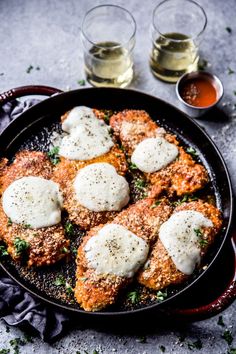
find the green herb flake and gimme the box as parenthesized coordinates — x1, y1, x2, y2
(93, 350, 99, 354)
(217, 315, 225, 327)
(72, 247, 78, 255)
(103, 114, 110, 124)
(47, 146, 60, 165)
(228, 67, 235, 75)
(26, 65, 34, 74)
(0, 245, 8, 258)
(61, 247, 69, 254)
(222, 329, 233, 345)
(226, 27, 232, 34)
(134, 179, 147, 191)
(233, 91, 236, 96)
(136, 336, 147, 343)
(150, 200, 161, 209)
(127, 290, 140, 304)
(64, 221, 74, 236)
(198, 59, 208, 71)
(54, 276, 66, 286)
(0, 350, 10, 354)
(156, 290, 168, 301)
(194, 228, 208, 247)
(187, 339, 203, 350)
(159, 345, 166, 352)
(129, 162, 138, 171)
(7, 218, 12, 226)
(186, 146, 198, 157)
(228, 348, 236, 354)
(77, 79, 86, 86)
(9, 337, 26, 354)
(173, 194, 198, 207)
(23, 223, 31, 229)
(65, 282, 74, 295)
(14, 237, 29, 256)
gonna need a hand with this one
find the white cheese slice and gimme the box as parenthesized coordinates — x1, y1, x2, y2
(74, 163, 129, 212)
(2, 176, 63, 229)
(131, 137, 179, 173)
(159, 210, 213, 275)
(84, 224, 149, 277)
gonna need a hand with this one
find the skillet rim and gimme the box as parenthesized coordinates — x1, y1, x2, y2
(0, 87, 234, 316)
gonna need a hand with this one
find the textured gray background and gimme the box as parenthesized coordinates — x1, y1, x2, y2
(0, 0, 235, 353)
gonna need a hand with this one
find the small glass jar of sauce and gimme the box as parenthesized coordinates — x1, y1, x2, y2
(176, 71, 223, 118)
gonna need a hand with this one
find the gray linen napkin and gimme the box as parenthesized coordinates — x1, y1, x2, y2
(0, 99, 70, 342)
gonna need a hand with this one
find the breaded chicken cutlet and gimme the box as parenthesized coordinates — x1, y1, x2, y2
(74, 198, 173, 311)
(0, 151, 69, 267)
(52, 109, 128, 230)
(110, 110, 208, 197)
(137, 201, 222, 291)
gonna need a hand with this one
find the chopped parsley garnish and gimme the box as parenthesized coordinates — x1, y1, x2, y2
(172, 194, 198, 207)
(187, 339, 203, 350)
(93, 350, 99, 354)
(72, 247, 78, 255)
(228, 67, 235, 75)
(228, 348, 236, 354)
(186, 146, 198, 157)
(129, 162, 138, 171)
(64, 221, 75, 236)
(156, 290, 168, 301)
(134, 179, 147, 191)
(127, 290, 140, 304)
(159, 345, 166, 352)
(65, 283, 74, 295)
(14, 237, 29, 256)
(136, 336, 147, 343)
(61, 247, 69, 254)
(54, 276, 66, 286)
(7, 218, 12, 226)
(198, 59, 208, 71)
(54, 276, 73, 294)
(23, 223, 31, 229)
(9, 337, 26, 354)
(0, 350, 10, 354)
(217, 315, 225, 327)
(103, 114, 110, 124)
(0, 245, 8, 258)
(47, 146, 60, 165)
(77, 79, 86, 86)
(150, 200, 161, 209)
(26, 65, 33, 74)
(233, 91, 236, 96)
(226, 27, 232, 33)
(222, 329, 233, 345)
(194, 228, 208, 247)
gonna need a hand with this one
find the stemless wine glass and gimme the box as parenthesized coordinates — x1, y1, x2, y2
(81, 5, 136, 88)
(150, 0, 207, 83)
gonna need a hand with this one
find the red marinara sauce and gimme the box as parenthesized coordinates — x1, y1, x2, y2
(180, 77, 217, 108)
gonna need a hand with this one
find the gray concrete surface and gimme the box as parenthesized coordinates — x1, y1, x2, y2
(0, 0, 235, 353)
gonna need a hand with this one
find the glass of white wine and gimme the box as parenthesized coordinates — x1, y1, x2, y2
(150, 0, 207, 83)
(81, 5, 136, 88)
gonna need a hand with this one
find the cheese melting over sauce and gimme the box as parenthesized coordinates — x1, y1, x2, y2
(159, 210, 213, 275)
(131, 137, 179, 173)
(74, 163, 130, 212)
(59, 106, 114, 160)
(2, 176, 63, 229)
(84, 224, 149, 277)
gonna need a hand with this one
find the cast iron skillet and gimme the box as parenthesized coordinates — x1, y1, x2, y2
(0, 85, 235, 322)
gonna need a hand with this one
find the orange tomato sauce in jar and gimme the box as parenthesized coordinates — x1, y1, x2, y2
(180, 77, 217, 108)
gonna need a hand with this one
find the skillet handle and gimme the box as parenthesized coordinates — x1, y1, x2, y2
(171, 235, 236, 320)
(0, 85, 63, 105)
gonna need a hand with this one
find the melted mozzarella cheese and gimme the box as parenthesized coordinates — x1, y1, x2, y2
(159, 210, 213, 275)
(84, 224, 149, 277)
(131, 137, 179, 173)
(59, 106, 114, 160)
(2, 176, 63, 229)
(74, 163, 130, 212)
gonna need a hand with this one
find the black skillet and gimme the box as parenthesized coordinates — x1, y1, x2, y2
(0, 85, 235, 324)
